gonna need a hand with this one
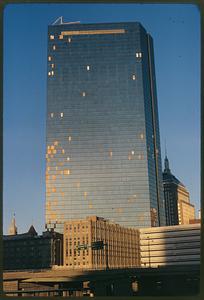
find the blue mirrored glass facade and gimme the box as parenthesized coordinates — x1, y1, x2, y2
(46, 22, 166, 233)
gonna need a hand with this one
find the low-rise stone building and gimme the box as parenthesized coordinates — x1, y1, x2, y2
(63, 216, 140, 269)
(3, 225, 63, 270)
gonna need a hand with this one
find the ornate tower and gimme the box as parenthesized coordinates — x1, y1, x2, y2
(8, 214, 17, 235)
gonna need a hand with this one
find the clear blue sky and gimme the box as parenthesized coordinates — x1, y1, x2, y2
(3, 4, 200, 234)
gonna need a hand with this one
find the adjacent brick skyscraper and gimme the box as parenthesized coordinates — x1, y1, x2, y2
(45, 19, 166, 232)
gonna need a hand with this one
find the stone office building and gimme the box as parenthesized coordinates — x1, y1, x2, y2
(3, 221, 63, 271)
(63, 216, 140, 269)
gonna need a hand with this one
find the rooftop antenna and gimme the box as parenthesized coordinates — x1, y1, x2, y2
(52, 16, 81, 25)
(52, 16, 63, 25)
(64, 21, 81, 25)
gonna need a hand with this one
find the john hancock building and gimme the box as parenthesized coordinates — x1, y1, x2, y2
(46, 20, 166, 233)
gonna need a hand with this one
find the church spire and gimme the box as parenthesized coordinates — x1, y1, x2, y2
(164, 140, 171, 173)
(164, 155, 171, 173)
(8, 213, 17, 235)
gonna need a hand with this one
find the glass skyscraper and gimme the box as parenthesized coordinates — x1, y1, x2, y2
(45, 20, 166, 233)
